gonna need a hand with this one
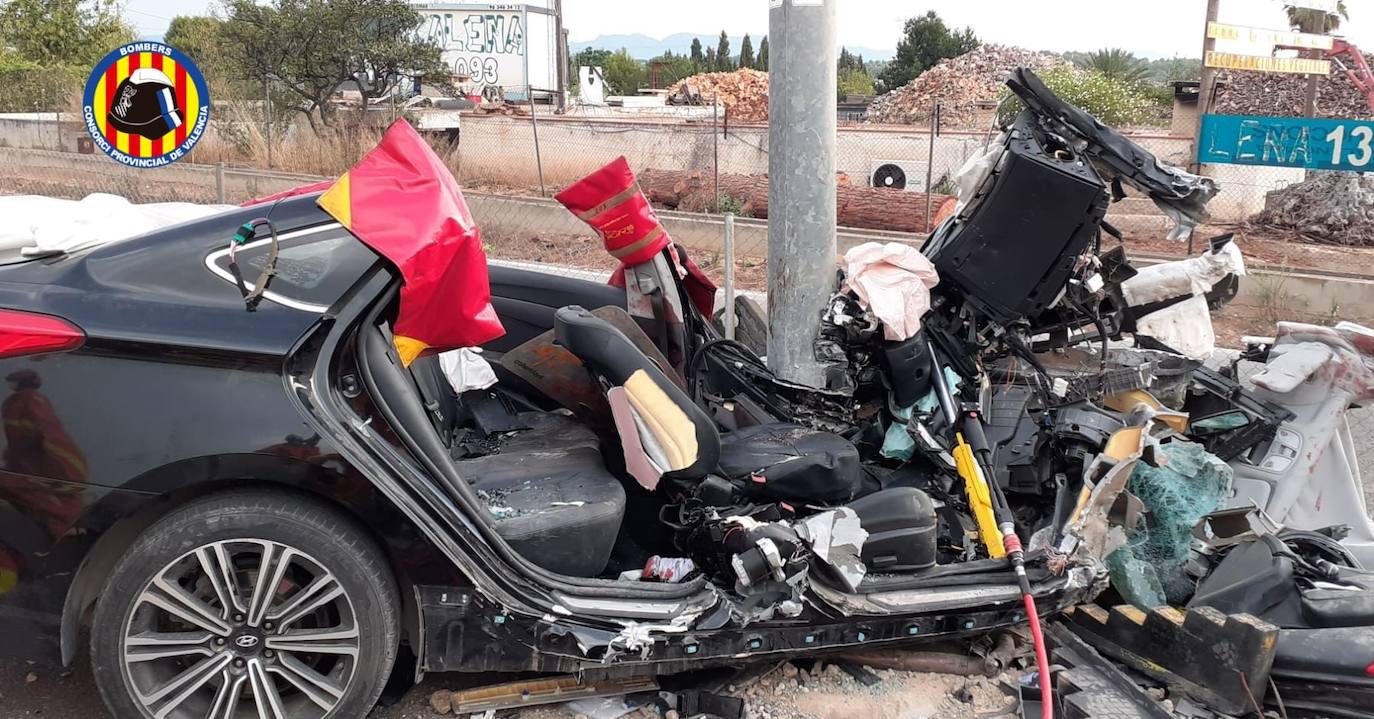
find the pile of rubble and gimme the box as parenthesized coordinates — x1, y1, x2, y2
(667, 68, 770, 123)
(1214, 52, 1374, 119)
(867, 45, 1069, 127)
(1252, 172, 1374, 245)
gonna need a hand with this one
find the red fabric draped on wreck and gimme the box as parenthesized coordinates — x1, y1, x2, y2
(555, 156, 716, 315)
(317, 120, 504, 365)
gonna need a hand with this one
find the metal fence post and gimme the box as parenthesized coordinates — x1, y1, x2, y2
(712, 95, 720, 213)
(265, 77, 274, 169)
(529, 86, 547, 197)
(925, 104, 938, 229)
(723, 213, 736, 340)
(215, 163, 226, 203)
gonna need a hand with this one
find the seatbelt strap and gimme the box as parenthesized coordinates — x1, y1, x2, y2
(411, 364, 448, 442)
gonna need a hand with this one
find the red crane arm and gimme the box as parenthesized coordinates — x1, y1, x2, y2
(1326, 39, 1374, 115)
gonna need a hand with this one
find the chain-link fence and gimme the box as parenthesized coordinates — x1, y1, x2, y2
(1, 115, 1372, 482)
(0, 95, 1321, 275)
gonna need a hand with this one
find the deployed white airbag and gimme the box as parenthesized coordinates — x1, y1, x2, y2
(1121, 241, 1247, 306)
(0, 193, 234, 257)
(841, 242, 940, 342)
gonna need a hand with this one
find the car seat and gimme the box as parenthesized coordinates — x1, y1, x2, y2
(553, 305, 866, 506)
(394, 342, 625, 577)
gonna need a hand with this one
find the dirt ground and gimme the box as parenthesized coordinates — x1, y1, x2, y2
(0, 654, 1023, 719)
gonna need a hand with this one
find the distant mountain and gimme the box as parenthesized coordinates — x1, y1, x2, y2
(570, 33, 893, 63)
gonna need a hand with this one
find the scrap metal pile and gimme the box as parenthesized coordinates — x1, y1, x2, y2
(866, 45, 1069, 127)
(666, 68, 770, 122)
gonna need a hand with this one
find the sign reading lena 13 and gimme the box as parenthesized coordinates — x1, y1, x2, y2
(1198, 114, 1374, 172)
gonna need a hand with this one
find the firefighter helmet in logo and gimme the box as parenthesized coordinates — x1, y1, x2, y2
(83, 43, 210, 168)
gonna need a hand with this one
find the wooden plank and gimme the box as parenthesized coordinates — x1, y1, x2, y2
(1205, 51, 1330, 75)
(1206, 21, 1334, 51)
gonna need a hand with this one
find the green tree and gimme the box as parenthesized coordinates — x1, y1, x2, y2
(690, 37, 704, 67)
(756, 36, 768, 70)
(739, 34, 755, 70)
(649, 50, 696, 87)
(165, 16, 227, 75)
(568, 47, 613, 95)
(715, 31, 733, 71)
(704, 46, 717, 70)
(220, 0, 450, 132)
(838, 47, 868, 73)
(879, 11, 979, 92)
(1145, 56, 1201, 85)
(837, 67, 874, 98)
(837, 47, 873, 98)
(572, 47, 614, 69)
(602, 49, 644, 94)
(0, 0, 135, 67)
(1084, 48, 1150, 84)
(1284, 1, 1347, 32)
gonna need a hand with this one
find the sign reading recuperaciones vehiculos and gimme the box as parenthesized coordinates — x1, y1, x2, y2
(414, 1, 560, 96)
(1199, 114, 1374, 172)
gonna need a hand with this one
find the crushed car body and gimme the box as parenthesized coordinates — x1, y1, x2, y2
(2, 66, 1373, 719)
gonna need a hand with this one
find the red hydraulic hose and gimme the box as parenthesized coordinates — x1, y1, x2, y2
(1023, 592, 1053, 719)
(1004, 533, 1053, 719)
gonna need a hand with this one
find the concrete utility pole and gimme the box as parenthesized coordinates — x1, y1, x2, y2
(554, 0, 568, 112)
(767, 0, 838, 388)
(1192, 0, 1221, 173)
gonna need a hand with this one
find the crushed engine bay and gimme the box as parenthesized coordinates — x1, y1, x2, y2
(420, 70, 1373, 713)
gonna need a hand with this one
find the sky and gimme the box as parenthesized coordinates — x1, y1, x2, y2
(124, 0, 1374, 60)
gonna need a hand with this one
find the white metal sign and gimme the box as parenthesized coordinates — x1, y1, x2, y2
(418, 9, 528, 88)
(1206, 21, 1334, 50)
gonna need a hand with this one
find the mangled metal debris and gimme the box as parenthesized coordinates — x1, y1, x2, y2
(1063, 604, 1279, 715)
(395, 66, 1374, 719)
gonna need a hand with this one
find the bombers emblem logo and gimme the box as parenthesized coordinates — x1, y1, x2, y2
(83, 42, 211, 168)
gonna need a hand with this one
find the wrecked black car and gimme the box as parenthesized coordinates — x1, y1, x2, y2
(0, 66, 1368, 719)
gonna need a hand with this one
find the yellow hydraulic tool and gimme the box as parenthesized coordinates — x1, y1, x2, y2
(953, 432, 1006, 558)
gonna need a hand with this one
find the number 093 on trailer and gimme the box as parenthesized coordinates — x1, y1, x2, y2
(1198, 114, 1374, 172)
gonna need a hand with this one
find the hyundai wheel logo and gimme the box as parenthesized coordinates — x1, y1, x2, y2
(234, 635, 260, 649)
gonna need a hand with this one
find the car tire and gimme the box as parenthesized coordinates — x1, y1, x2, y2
(90, 490, 400, 719)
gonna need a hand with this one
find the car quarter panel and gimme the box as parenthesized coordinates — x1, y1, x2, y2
(0, 198, 458, 660)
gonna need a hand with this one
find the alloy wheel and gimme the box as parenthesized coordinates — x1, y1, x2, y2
(120, 538, 360, 719)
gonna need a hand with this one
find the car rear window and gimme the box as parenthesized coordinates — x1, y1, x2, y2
(207, 224, 377, 311)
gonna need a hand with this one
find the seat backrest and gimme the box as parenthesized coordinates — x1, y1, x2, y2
(554, 305, 719, 490)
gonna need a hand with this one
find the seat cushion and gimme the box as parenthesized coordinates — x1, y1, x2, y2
(554, 305, 720, 482)
(718, 423, 865, 505)
(497, 411, 601, 454)
(457, 442, 625, 578)
(1301, 583, 1374, 628)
